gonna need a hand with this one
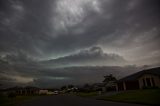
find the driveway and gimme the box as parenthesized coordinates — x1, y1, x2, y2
(20, 95, 146, 106)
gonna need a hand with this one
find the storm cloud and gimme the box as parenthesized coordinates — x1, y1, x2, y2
(42, 46, 127, 68)
(0, 0, 160, 88)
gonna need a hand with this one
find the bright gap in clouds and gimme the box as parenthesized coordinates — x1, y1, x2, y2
(53, 0, 101, 31)
(0, 74, 34, 84)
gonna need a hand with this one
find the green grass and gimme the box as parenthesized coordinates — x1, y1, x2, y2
(98, 89, 160, 105)
(0, 95, 39, 106)
(76, 92, 99, 97)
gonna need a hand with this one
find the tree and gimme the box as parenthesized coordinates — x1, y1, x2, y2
(61, 86, 67, 90)
(103, 74, 117, 83)
(103, 74, 117, 91)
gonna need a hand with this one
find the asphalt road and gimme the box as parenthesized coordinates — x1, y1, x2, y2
(21, 95, 146, 106)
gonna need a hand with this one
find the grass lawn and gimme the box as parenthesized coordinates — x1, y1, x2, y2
(0, 95, 39, 106)
(76, 92, 99, 97)
(98, 89, 160, 105)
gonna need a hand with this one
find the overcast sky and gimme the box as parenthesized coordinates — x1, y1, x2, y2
(0, 0, 160, 88)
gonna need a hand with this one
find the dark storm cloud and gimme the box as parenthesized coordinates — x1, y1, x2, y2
(0, 0, 160, 88)
(0, 0, 160, 59)
(0, 0, 57, 57)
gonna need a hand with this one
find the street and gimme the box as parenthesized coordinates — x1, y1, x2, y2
(20, 95, 146, 106)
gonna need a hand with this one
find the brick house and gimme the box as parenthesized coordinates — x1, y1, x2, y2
(117, 67, 160, 91)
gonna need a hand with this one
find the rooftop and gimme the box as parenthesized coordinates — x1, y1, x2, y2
(118, 67, 160, 82)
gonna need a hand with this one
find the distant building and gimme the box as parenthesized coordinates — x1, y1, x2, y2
(117, 67, 160, 91)
(39, 90, 48, 95)
(3, 86, 39, 95)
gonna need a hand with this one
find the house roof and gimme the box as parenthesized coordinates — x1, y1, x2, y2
(5, 86, 39, 91)
(118, 67, 160, 82)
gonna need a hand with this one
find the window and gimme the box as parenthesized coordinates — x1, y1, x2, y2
(151, 78, 155, 86)
(143, 78, 146, 87)
(146, 78, 151, 87)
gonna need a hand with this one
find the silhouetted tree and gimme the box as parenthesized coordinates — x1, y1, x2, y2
(103, 74, 117, 83)
(61, 86, 67, 90)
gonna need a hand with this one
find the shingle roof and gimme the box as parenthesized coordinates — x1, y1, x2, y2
(118, 67, 160, 82)
(6, 86, 39, 91)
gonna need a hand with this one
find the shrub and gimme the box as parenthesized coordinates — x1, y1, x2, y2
(8, 92, 16, 98)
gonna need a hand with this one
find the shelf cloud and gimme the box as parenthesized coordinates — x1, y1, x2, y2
(0, 0, 160, 88)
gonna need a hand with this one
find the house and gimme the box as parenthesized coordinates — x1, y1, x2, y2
(117, 67, 160, 91)
(3, 86, 39, 95)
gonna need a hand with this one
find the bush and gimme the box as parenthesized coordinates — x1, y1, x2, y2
(8, 92, 16, 98)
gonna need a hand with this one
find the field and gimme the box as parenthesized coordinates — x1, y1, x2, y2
(76, 92, 99, 97)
